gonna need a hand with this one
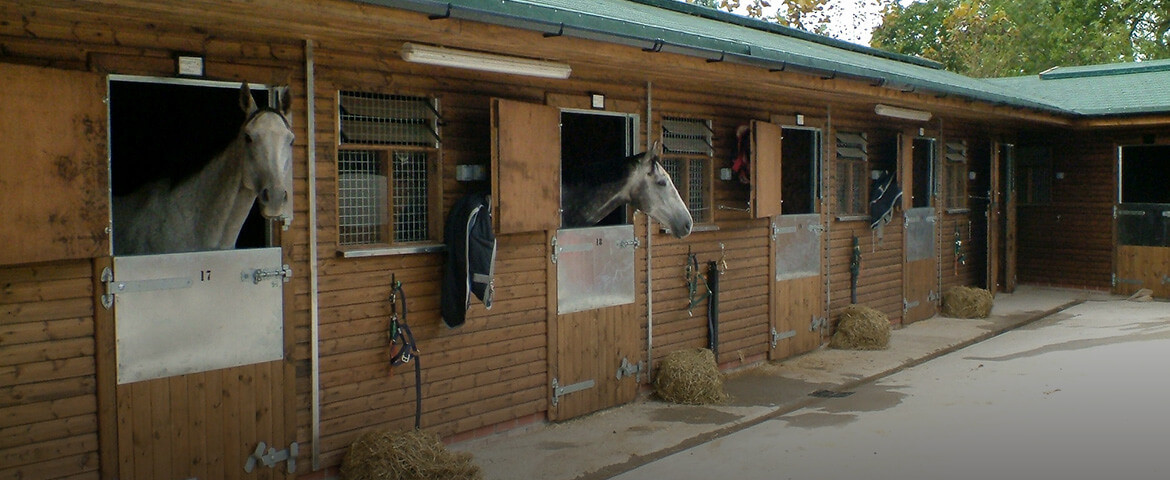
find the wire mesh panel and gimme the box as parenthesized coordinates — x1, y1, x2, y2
(662, 116, 712, 223)
(687, 157, 709, 222)
(337, 90, 441, 246)
(392, 151, 430, 243)
(338, 150, 386, 245)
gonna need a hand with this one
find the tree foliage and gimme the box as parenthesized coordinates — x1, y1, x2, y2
(871, 0, 1170, 77)
(685, 0, 889, 37)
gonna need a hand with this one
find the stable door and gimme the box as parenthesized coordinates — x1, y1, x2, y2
(491, 99, 644, 421)
(769, 126, 825, 359)
(903, 136, 939, 323)
(1114, 145, 1170, 298)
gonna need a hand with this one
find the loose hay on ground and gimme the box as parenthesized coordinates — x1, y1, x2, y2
(341, 429, 481, 480)
(829, 305, 890, 350)
(942, 286, 994, 318)
(654, 348, 727, 405)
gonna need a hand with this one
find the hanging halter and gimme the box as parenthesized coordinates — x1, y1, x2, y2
(685, 247, 710, 316)
(388, 274, 422, 429)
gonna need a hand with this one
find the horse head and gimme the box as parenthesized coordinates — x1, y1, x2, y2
(629, 141, 693, 238)
(238, 82, 294, 220)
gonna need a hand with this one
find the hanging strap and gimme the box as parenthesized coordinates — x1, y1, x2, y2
(388, 275, 422, 429)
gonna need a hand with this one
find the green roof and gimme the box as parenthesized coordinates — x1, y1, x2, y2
(987, 59, 1170, 115)
(371, 0, 1170, 118)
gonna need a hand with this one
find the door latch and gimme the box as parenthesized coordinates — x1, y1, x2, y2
(246, 264, 292, 285)
(244, 441, 298, 473)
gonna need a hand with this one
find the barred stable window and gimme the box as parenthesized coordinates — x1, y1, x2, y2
(337, 92, 442, 247)
(660, 116, 714, 225)
(835, 131, 869, 216)
(945, 140, 969, 209)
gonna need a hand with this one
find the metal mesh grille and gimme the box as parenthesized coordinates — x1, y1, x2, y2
(687, 157, 709, 222)
(338, 150, 386, 245)
(662, 156, 710, 224)
(339, 92, 439, 147)
(393, 151, 430, 243)
(662, 158, 682, 186)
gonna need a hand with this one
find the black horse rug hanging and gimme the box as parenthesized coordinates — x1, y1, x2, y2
(441, 193, 497, 328)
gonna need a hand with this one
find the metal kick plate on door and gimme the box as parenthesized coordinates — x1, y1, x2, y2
(556, 225, 636, 314)
(113, 248, 286, 384)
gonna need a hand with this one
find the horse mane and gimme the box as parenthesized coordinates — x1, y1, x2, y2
(562, 151, 643, 189)
(162, 107, 289, 190)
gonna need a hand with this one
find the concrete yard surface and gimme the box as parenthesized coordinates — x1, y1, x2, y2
(454, 286, 1121, 480)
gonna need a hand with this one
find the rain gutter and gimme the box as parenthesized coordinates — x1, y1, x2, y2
(357, 0, 1070, 114)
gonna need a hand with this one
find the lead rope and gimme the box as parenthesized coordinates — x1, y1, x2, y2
(388, 274, 421, 429)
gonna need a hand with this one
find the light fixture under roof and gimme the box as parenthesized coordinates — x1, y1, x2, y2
(874, 104, 932, 122)
(400, 42, 572, 79)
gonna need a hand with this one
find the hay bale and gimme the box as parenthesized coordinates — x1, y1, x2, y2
(341, 429, 481, 480)
(653, 348, 727, 405)
(941, 286, 994, 318)
(829, 305, 890, 350)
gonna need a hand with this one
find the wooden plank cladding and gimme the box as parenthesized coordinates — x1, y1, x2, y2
(1, 260, 100, 480)
(1, 0, 1164, 478)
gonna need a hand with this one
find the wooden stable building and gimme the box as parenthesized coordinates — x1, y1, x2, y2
(2, 0, 1168, 478)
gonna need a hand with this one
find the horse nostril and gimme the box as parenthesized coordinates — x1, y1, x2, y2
(260, 188, 270, 204)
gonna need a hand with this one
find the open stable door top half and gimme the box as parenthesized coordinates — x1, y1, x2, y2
(0, 63, 109, 265)
(491, 98, 561, 235)
(751, 120, 783, 218)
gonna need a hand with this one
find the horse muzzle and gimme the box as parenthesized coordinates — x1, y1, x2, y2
(258, 187, 290, 218)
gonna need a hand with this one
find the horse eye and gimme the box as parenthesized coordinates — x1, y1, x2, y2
(244, 133, 253, 143)
(656, 179, 668, 187)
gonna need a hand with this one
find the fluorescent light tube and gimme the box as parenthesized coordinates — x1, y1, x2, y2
(874, 104, 932, 121)
(400, 42, 571, 79)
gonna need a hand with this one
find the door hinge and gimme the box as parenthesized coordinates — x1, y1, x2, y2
(771, 327, 796, 349)
(903, 298, 920, 313)
(550, 236, 559, 264)
(615, 357, 645, 382)
(244, 441, 298, 474)
(551, 377, 594, 407)
(928, 290, 940, 302)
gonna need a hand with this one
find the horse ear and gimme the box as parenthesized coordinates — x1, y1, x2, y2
(651, 140, 663, 158)
(278, 86, 292, 116)
(239, 82, 258, 115)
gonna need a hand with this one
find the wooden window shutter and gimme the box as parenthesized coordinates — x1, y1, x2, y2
(751, 119, 783, 218)
(0, 64, 109, 265)
(490, 98, 561, 234)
